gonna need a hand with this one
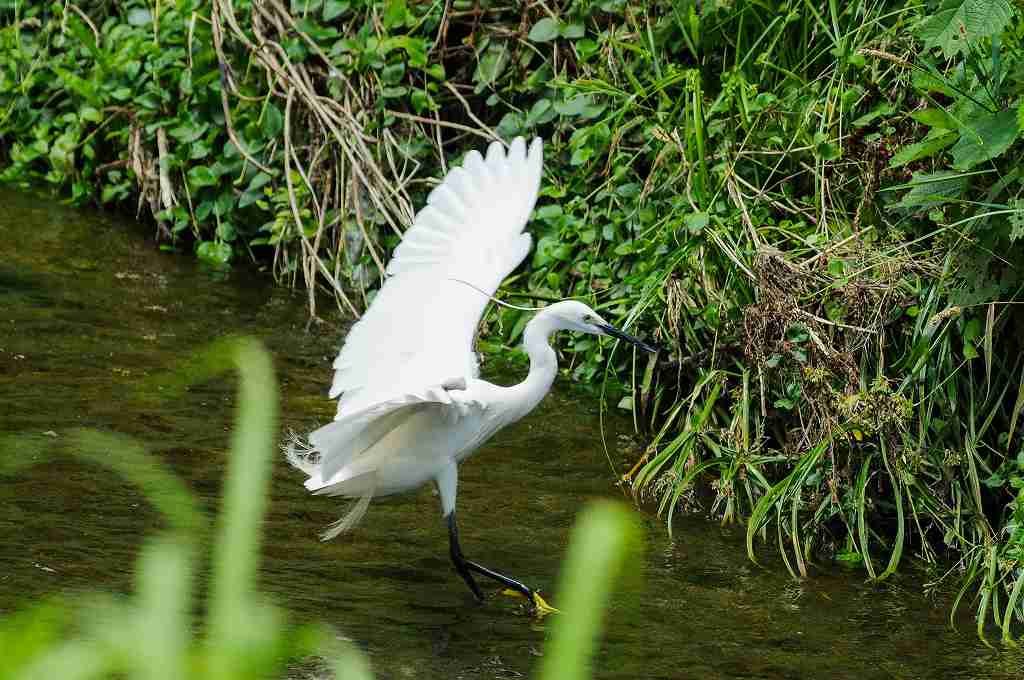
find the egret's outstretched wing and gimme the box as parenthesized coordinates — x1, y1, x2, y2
(329, 137, 543, 415)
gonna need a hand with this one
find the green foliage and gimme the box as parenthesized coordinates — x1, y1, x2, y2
(919, 0, 1014, 58)
(0, 338, 640, 678)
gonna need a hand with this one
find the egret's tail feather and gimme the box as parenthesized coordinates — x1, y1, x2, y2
(282, 428, 320, 476)
(320, 492, 372, 541)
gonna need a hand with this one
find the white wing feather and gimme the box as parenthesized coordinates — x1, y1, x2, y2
(328, 137, 542, 414)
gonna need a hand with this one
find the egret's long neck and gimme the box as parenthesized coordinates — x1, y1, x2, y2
(510, 311, 560, 419)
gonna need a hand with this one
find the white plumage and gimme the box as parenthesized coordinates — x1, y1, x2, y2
(287, 136, 655, 606)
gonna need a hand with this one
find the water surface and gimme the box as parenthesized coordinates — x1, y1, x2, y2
(1, 188, 1022, 679)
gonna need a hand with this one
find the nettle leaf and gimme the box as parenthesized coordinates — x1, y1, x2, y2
(895, 171, 968, 210)
(529, 18, 560, 42)
(918, 0, 1014, 59)
(950, 108, 1019, 170)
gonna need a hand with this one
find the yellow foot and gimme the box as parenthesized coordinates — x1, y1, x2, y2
(500, 588, 560, 617)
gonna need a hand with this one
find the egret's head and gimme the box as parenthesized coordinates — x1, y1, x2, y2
(545, 300, 657, 353)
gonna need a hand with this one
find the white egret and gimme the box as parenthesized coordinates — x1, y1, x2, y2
(286, 136, 656, 611)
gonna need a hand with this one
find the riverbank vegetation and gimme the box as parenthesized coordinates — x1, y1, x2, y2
(1, 0, 1023, 639)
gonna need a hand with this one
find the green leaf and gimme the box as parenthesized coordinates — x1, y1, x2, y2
(525, 99, 553, 125)
(554, 95, 589, 116)
(895, 171, 968, 210)
(918, 0, 1014, 59)
(322, 0, 350, 20)
(196, 241, 232, 265)
(188, 165, 219, 189)
(851, 103, 894, 128)
(216, 221, 237, 241)
(246, 172, 273, 192)
(382, 0, 406, 29)
(562, 23, 585, 39)
(532, 234, 561, 267)
(529, 18, 560, 42)
(473, 41, 509, 87)
(963, 316, 983, 344)
(535, 204, 563, 221)
(381, 62, 405, 85)
(911, 108, 957, 130)
(950, 108, 1019, 170)
(262, 103, 284, 138)
(170, 122, 208, 144)
(126, 8, 153, 26)
(1009, 199, 1024, 242)
(684, 212, 708, 234)
(889, 131, 958, 168)
(80, 107, 102, 123)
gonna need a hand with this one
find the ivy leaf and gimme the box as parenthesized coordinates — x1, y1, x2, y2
(529, 18, 560, 42)
(950, 108, 1019, 170)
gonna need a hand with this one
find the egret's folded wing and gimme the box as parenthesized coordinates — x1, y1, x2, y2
(329, 137, 543, 414)
(303, 382, 484, 489)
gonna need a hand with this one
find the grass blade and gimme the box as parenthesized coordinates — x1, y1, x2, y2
(537, 501, 641, 680)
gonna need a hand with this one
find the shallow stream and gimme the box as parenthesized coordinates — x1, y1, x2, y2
(1, 188, 1022, 679)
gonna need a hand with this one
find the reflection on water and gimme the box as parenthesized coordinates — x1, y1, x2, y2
(1, 188, 1022, 679)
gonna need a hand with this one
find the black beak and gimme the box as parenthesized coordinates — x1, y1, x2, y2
(597, 323, 658, 354)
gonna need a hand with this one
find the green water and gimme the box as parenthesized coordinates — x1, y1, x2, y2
(1, 188, 1022, 679)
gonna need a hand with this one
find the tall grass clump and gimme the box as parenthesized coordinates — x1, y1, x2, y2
(0, 337, 641, 679)
(2, 0, 1024, 640)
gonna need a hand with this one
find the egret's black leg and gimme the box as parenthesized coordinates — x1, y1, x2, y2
(447, 510, 484, 601)
(446, 511, 533, 602)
